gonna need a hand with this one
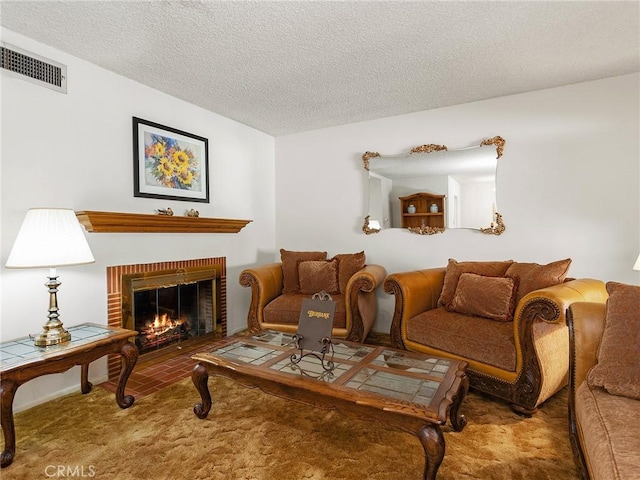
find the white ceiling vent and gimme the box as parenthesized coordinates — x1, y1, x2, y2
(1, 43, 67, 93)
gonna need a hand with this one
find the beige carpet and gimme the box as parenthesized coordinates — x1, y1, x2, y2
(4, 377, 578, 479)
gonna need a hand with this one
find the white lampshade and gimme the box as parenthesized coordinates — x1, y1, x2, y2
(634, 254, 640, 271)
(6, 208, 95, 268)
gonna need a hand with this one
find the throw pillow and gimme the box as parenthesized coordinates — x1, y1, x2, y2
(587, 281, 640, 400)
(298, 259, 339, 295)
(280, 249, 327, 293)
(505, 258, 572, 302)
(332, 251, 366, 293)
(446, 273, 519, 321)
(437, 259, 514, 307)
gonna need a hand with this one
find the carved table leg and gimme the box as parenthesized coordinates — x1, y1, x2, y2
(417, 423, 445, 480)
(192, 362, 212, 419)
(115, 342, 138, 409)
(1, 379, 19, 468)
(450, 372, 469, 432)
(80, 364, 92, 394)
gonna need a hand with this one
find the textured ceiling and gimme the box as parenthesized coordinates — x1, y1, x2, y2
(1, 1, 639, 136)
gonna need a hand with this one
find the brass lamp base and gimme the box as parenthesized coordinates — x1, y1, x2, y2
(33, 272, 72, 347)
(34, 323, 71, 346)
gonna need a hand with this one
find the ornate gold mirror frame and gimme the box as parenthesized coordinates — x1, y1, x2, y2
(362, 136, 506, 235)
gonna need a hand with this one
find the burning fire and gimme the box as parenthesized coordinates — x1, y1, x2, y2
(143, 314, 186, 338)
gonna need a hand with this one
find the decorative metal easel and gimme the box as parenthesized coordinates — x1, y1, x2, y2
(290, 334, 335, 371)
(290, 291, 335, 372)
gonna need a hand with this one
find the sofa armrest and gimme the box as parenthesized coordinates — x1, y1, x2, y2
(567, 302, 606, 391)
(384, 267, 446, 348)
(347, 264, 387, 294)
(239, 263, 284, 332)
(515, 278, 608, 340)
(566, 301, 607, 478)
(344, 264, 387, 342)
(517, 278, 609, 323)
(512, 278, 608, 410)
(514, 278, 608, 361)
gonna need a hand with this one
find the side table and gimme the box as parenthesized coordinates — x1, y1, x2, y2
(0, 322, 138, 468)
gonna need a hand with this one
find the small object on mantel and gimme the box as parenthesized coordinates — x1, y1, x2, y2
(156, 208, 173, 216)
(186, 209, 200, 217)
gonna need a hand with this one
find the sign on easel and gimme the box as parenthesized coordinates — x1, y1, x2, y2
(296, 295, 335, 353)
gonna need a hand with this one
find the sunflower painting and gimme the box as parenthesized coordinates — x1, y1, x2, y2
(133, 117, 209, 202)
(145, 133, 199, 189)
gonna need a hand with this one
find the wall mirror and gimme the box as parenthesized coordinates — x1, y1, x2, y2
(362, 137, 506, 235)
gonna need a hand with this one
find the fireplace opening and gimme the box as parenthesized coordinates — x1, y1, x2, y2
(133, 278, 215, 354)
(121, 266, 221, 356)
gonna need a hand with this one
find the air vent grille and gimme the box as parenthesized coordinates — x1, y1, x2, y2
(1, 43, 67, 93)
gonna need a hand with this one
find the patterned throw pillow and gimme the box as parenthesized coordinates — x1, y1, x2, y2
(298, 259, 339, 295)
(587, 282, 640, 400)
(280, 249, 327, 293)
(505, 258, 571, 302)
(331, 251, 366, 293)
(437, 259, 514, 307)
(446, 273, 519, 321)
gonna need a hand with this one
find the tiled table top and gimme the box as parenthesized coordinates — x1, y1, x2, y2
(0, 323, 128, 371)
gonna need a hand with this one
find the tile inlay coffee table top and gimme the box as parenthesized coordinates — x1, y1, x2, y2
(191, 331, 469, 479)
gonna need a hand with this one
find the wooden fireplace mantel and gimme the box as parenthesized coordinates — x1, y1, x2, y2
(75, 210, 252, 233)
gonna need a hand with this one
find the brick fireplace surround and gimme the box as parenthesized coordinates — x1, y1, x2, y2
(106, 257, 226, 379)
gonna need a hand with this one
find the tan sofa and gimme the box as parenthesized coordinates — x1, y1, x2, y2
(384, 259, 608, 415)
(567, 282, 640, 480)
(240, 250, 386, 342)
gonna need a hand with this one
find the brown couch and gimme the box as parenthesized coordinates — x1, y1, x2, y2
(567, 282, 640, 480)
(239, 250, 386, 342)
(384, 259, 608, 415)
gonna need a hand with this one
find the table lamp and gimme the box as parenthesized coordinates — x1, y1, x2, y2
(5, 208, 95, 346)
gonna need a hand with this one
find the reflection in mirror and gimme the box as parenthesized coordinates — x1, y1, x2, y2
(362, 137, 505, 235)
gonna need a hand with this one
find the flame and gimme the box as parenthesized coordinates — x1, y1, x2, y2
(143, 314, 185, 338)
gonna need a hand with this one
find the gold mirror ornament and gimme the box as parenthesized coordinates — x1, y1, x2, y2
(480, 212, 506, 235)
(362, 215, 381, 235)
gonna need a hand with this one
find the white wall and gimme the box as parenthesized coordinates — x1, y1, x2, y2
(275, 73, 640, 333)
(0, 30, 276, 411)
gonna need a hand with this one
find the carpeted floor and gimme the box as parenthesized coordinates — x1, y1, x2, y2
(4, 375, 578, 480)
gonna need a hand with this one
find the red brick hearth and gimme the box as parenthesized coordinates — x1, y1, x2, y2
(106, 257, 226, 379)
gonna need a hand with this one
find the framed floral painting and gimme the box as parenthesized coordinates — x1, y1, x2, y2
(133, 117, 209, 203)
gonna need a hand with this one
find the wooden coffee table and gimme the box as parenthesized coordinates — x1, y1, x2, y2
(191, 331, 468, 479)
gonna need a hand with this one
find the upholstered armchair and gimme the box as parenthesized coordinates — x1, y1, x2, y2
(384, 259, 608, 415)
(567, 282, 640, 480)
(239, 250, 386, 342)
